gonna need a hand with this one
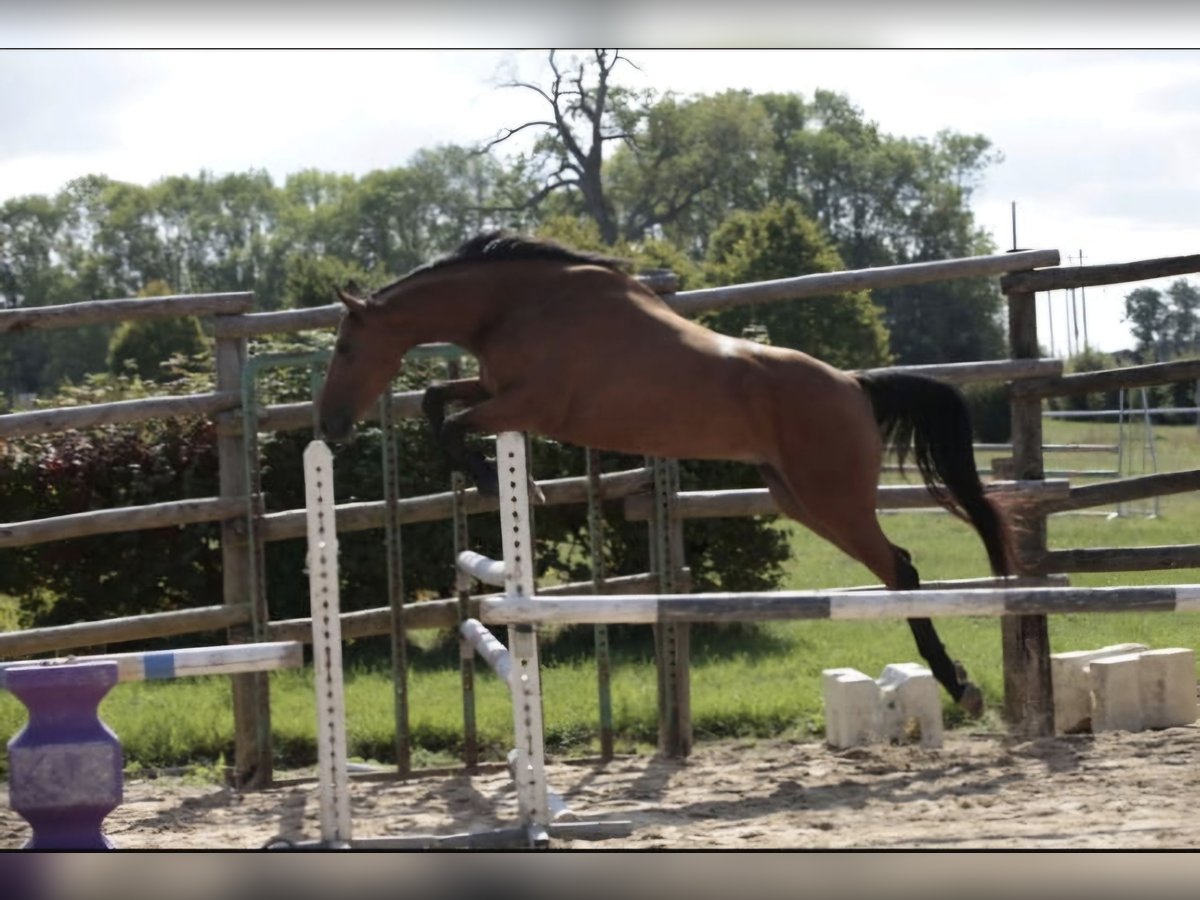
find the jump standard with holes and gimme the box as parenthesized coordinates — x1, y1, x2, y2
(5, 235, 1200, 848)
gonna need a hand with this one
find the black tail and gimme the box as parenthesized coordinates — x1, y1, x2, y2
(856, 371, 1013, 576)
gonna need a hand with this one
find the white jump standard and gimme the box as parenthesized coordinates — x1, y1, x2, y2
(280, 435, 631, 850)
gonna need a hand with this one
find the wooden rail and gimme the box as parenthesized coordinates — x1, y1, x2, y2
(0, 292, 254, 333)
(1000, 253, 1200, 294)
(261, 467, 654, 542)
(0, 392, 240, 440)
(206, 251, 1059, 339)
(623, 480, 1070, 522)
(1033, 545, 1200, 575)
(858, 358, 1062, 385)
(668, 249, 1060, 316)
(1013, 358, 1200, 399)
(0, 604, 252, 659)
(1044, 469, 1200, 514)
(0, 497, 246, 549)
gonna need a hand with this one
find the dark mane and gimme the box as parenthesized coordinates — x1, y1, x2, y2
(370, 231, 630, 300)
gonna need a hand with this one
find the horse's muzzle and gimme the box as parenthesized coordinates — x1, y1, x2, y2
(318, 409, 355, 443)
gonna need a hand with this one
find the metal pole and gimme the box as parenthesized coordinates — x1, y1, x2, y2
(585, 447, 614, 761)
(379, 379, 410, 775)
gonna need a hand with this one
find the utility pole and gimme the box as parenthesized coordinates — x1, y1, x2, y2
(1078, 249, 1089, 350)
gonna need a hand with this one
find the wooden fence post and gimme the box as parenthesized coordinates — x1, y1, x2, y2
(214, 322, 273, 787)
(1004, 288, 1055, 736)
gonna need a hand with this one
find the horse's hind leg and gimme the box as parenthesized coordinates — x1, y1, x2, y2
(761, 464, 981, 715)
(894, 548, 984, 716)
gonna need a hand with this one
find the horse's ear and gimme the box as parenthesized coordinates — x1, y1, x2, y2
(336, 288, 368, 318)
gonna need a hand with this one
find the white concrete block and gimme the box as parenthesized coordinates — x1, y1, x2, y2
(1139, 648, 1198, 729)
(822, 663, 942, 749)
(1090, 653, 1146, 732)
(877, 663, 943, 748)
(822, 668, 881, 749)
(1050, 643, 1147, 734)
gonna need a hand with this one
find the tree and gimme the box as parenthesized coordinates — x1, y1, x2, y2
(481, 50, 643, 244)
(1166, 278, 1200, 357)
(106, 281, 209, 381)
(606, 89, 776, 251)
(703, 200, 891, 369)
(756, 91, 1006, 363)
(1124, 286, 1170, 360)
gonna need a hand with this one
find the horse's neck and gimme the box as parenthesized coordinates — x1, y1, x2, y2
(381, 271, 496, 347)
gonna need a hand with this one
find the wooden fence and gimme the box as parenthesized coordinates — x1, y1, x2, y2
(4, 248, 1200, 782)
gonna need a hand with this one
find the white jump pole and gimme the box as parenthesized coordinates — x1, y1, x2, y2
(304, 440, 352, 846)
(494, 431, 552, 842)
(0, 642, 302, 689)
(478, 584, 1200, 626)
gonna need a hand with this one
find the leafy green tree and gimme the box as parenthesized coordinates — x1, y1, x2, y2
(284, 255, 374, 309)
(704, 200, 891, 369)
(1166, 279, 1200, 357)
(106, 281, 209, 381)
(756, 90, 1006, 363)
(0, 188, 112, 395)
(607, 89, 776, 249)
(1124, 286, 1170, 360)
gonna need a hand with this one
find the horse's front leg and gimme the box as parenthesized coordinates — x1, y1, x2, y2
(438, 388, 549, 502)
(422, 379, 492, 483)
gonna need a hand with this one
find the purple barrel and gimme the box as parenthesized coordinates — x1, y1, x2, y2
(6, 661, 123, 850)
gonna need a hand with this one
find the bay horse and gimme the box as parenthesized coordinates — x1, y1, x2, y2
(317, 231, 1015, 716)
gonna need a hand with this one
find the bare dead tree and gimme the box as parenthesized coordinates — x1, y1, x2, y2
(479, 49, 639, 245)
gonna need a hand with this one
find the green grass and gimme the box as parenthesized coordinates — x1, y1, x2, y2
(3, 418, 1200, 776)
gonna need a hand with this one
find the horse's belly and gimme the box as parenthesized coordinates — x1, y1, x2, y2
(551, 393, 765, 464)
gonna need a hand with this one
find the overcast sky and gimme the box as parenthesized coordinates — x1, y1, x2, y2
(5, 11, 1200, 353)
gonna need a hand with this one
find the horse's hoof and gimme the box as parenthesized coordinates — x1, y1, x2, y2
(957, 681, 985, 718)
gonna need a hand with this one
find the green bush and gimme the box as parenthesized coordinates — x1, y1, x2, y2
(0, 417, 222, 628)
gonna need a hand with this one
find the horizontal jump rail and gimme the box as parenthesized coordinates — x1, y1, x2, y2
(460, 618, 512, 683)
(265, 570, 690, 643)
(457, 551, 507, 587)
(0, 292, 255, 334)
(623, 479, 1069, 522)
(479, 583, 1200, 626)
(0, 640, 301, 688)
(0, 605, 253, 660)
(668, 249, 1059, 316)
(1000, 253, 1200, 295)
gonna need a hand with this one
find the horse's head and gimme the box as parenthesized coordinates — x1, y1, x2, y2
(317, 289, 403, 442)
